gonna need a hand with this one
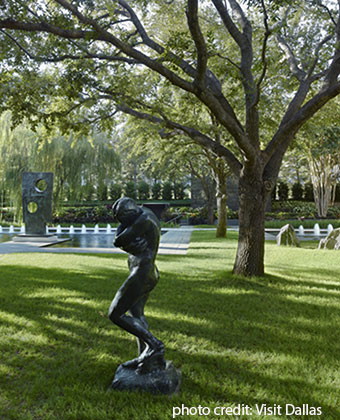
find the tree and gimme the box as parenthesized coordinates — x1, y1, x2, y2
(0, 111, 36, 220)
(162, 181, 173, 200)
(293, 98, 340, 214)
(137, 180, 150, 200)
(2, 1, 340, 275)
(278, 182, 289, 201)
(307, 126, 340, 217)
(292, 182, 304, 200)
(125, 180, 137, 199)
(110, 183, 123, 201)
(151, 182, 162, 200)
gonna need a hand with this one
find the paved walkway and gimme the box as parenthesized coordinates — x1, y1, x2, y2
(0, 227, 194, 256)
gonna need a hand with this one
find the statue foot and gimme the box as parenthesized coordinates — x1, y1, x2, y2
(122, 340, 164, 371)
(136, 348, 166, 374)
(122, 356, 143, 369)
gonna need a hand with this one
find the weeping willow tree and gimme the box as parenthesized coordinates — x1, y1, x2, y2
(0, 111, 37, 221)
(0, 111, 121, 221)
(36, 128, 121, 204)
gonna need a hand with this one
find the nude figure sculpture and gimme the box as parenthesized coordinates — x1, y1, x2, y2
(109, 197, 165, 371)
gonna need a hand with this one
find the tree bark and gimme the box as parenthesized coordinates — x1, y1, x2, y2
(215, 174, 227, 238)
(233, 170, 266, 277)
(206, 197, 215, 225)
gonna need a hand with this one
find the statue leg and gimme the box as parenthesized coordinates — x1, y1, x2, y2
(128, 294, 149, 356)
(108, 275, 163, 368)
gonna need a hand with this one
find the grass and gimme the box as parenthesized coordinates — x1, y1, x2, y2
(1, 231, 340, 419)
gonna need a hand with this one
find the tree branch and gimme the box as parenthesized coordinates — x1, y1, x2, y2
(0, 29, 137, 64)
(264, 80, 340, 176)
(186, 0, 208, 89)
(116, 102, 242, 176)
(276, 34, 306, 81)
(117, 0, 198, 81)
(253, 0, 271, 108)
(0, 18, 88, 39)
(212, 0, 258, 145)
(53, 0, 198, 94)
(319, 0, 337, 26)
(211, 0, 244, 48)
(323, 0, 340, 88)
(0, 1, 251, 159)
(228, 0, 252, 42)
(307, 34, 332, 79)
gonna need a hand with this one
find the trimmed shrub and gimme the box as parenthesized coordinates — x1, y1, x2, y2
(53, 205, 116, 224)
(125, 181, 137, 200)
(151, 182, 162, 200)
(335, 184, 340, 202)
(304, 182, 314, 201)
(97, 184, 108, 201)
(278, 182, 289, 201)
(292, 182, 304, 201)
(84, 185, 95, 201)
(173, 181, 186, 200)
(110, 183, 123, 201)
(137, 180, 150, 200)
(162, 181, 173, 200)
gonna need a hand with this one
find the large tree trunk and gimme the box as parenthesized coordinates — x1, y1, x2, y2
(232, 170, 267, 277)
(216, 176, 227, 238)
(206, 195, 215, 225)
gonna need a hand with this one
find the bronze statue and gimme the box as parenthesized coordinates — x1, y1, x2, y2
(109, 197, 165, 370)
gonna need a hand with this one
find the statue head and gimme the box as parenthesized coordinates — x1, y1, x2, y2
(112, 197, 142, 225)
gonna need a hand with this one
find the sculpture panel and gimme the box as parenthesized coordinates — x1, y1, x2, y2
(22, 172, 53, 235)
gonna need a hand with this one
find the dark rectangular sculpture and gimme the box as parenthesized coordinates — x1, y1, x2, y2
(22, 172, 53, 235)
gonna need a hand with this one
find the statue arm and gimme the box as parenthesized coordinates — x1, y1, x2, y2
(114, 213, 149, 248)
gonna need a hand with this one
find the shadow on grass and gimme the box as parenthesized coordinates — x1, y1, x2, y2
(0, 257, 339, 418)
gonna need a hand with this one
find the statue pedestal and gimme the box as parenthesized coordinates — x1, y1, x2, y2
(11, 234, 70, 247)
(12, 234, 58, 243)
(110, 360, 181, 395)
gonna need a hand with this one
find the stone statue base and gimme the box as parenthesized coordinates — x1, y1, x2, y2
(11, 234, 70, 247)
(110, 360, 181, 395)
(13, 234, 58, 242)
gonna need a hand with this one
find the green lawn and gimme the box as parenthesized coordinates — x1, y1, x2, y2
(0, 232, 340, 419)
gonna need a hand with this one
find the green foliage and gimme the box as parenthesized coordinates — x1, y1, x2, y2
(271, 183, 277, 200)
(271, 200, 317, 217)
(278, 182, 289, 201)
(173, 181, 186, 200)
(137, 180, 150, 200)
(268, 200, 340, 219)
(292, 182, 304, 201)
(0, 207, 15, 223)
(97, 184, 108, 201)
(335, 184, 340, 202)
(53, 205, 114, 224)
(0, 112, 121, 219)
(84, 185, 95, 201)
(304, 182, 314, 201)
(162, 181, 173, 200)
(124, 181, 137, 200)
(151, 182, 162, 200)
(110, 183, 123, 202)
